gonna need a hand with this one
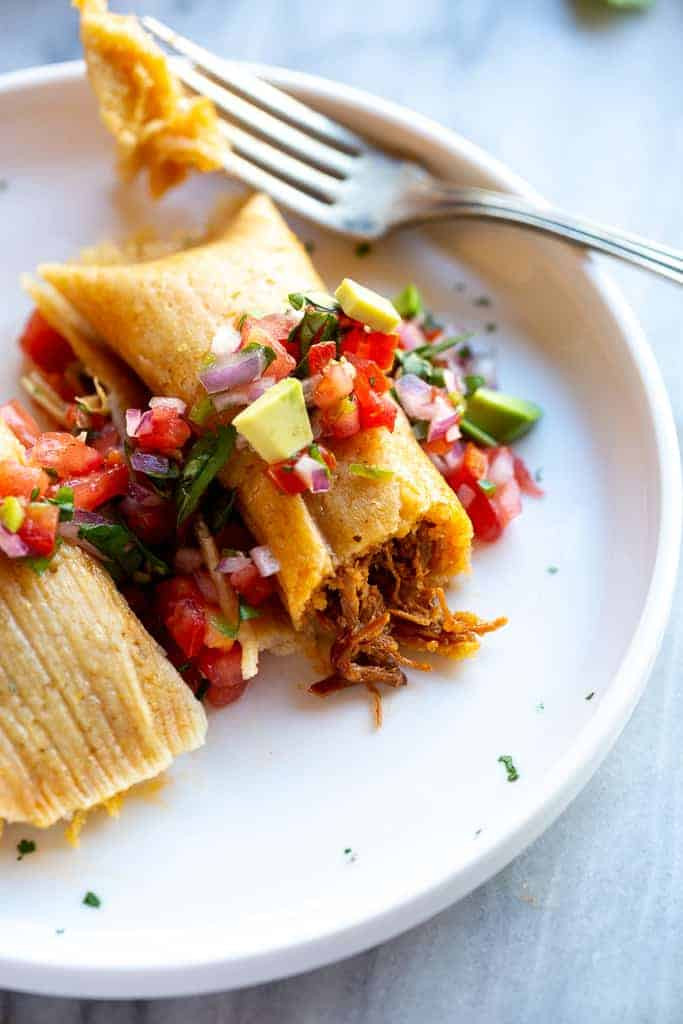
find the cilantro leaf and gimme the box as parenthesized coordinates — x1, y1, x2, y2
(77, 521, 169, 581)
(83, 891, 101, 908)
(176, 425, 236, 526)
(498, 755, 519, 782)
(47, 485, 74, 523)
(239, 599, 261, 621)
(16, 839, 36, 860)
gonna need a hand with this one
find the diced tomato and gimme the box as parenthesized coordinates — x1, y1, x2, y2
(203, 613, 236, 651)
(229, 562, 275, 606)
(157, 576, 207, 658)
(458, 483, 503, 543)
(0, 460, 49, 500)
(29, 432, 104, 479)
(308, 340, 337, 375)
(267, 461, 308, 495)
(118, 480, 173, 543)
(354, 372, 397, 431)
(197, 646, 247, 706)
(65, 403, 107, 434)
(19, 310, 75, 375)
(423, 436, 453, 456)
(321, 394, 361, 439)
(0, 400, 41, 448)
(263, 337, 297, 380)
(492, 478, 522, 529)
(464, 442, 489, 481)
(65, 463, 130, 511)
(18, 502, 58, 556)
(313, 360, 356, 410)
(341, 327, 398, 371)
(513, 454, 544, 498)
(346, 355, 390, 393)
(136, 407, 191, 455)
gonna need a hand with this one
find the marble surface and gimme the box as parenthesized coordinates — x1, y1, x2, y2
(1, 1, 682, 1021)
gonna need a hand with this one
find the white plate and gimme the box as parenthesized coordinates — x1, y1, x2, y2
(0, 63, 679, 1000)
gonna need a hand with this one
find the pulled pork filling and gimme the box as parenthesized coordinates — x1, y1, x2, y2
(311, 525, 506, 716)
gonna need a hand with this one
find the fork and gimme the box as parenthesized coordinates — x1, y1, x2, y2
(143, 16, 683, 285)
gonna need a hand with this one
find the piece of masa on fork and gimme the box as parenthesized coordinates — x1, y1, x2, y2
(143, 15, 683, 283)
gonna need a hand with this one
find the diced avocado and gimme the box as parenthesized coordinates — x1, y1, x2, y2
(233, 378, 313, 464)
(335, 278, 401, 333)
(464, 387, 542, 444)
(0, 496, 25, 533)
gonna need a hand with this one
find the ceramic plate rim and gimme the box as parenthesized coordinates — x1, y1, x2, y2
(0, 60, 680, 998)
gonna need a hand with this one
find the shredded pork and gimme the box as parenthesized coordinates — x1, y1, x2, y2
(311, 525, 506, 721)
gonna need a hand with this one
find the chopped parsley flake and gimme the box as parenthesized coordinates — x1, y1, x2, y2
(536, 702, 545, 712)
(498, 755, 519, 782)
(485, 322, 498, 333)
(195, 678, 210, 703)
(354, 242, 372, 258)
(474, 295, 491, 307)
(585, 692, 595, 701)
(83, 891, 101, 908)
(55, 928, 65, 935)
(547, 566, 559, 575)
(16, 839, 36, 860)
(343, 847, 358, 862)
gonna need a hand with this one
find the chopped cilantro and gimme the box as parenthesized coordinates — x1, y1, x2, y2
(176, 425, 236, 525)
(393, 284, 423, 319)
(208, 612, 239, 639)
(195, 678, 210, 703)
(55, 928, 65, 935)
(411, 420, 430, 442)
(29, 486, 40, 501)
(16, 839, 36, 860)
(535, 467, 544, 483)
(547, 565, 559, 575)
(485, 322, 498, 333)
(536, 702, 545, 712)
(242, 341, 276, 371)
(477, 478, 496, 497)
(355, 241, 372, 258)
(188, 395, 215, 426)
(239, 599, 261, 622)
(498, 755, 519, 782)
(77, 521, 168, 581)
(474, 295, 491, 307)
(395, 348, 444, 387)
(204, 482, 236, 534)
(350, 463, 394, 481)
(304, 240, 315, 255)
(83, 891, 101, 908)
(464, 374, 486, 398)
(585, 691, 595, 701)
(47, 485, 74, 523)
(414, 331, 472, 359)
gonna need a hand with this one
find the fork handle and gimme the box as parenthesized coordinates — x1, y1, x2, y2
(405, 184, 683, 284)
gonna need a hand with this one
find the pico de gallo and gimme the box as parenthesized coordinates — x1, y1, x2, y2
(2, 280, 541, 705)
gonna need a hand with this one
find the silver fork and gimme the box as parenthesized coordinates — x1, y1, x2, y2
(143, 16, 683, 285)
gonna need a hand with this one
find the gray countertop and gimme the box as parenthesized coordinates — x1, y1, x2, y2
(1, 1, 682, 1021)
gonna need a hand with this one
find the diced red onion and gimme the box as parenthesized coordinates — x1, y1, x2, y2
(441, 367, 461, 394)
(398, 320, 426, 351)
(427, 405, 460, 443)
(174, 547, 204, 574)
(122, 481, 165, 509)
(131, 451, 172, 476)
(250, 545, 280, 577)
(199, 350, 266, 395)
(72, 509, 110, 526)
(210, 323, 242, 358)
(394, 374, 435, 420)
(0, 525, 28, 558)
(125, 408, 142, 437)
(149, 396, 187, 415)
(295, 454, 331, 493)
(247, 377, 276, 402)
(457, 483, 476, 510)
(217, 553, 252, 574)
(441, 441, 465, 473)
(488, 447, 514, 486)
(58, 521, 106, 560)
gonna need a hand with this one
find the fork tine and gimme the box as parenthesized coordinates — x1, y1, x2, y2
(223, 151, 341, 230)
(141, 16, 364, 157)
(171, 60, 354, 180)
(217, 119, 341, 203)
